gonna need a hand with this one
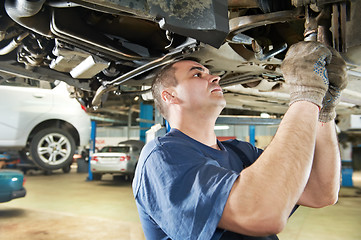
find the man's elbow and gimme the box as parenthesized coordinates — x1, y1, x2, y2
(240, 213, 288, 236)
(308, 193, 339, 208)
(317, 194, 339, 208)
(258, 218, 287, 236)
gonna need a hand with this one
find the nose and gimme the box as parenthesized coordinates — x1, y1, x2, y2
(209, 74, 221, 84)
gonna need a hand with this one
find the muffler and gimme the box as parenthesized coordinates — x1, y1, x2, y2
(5, 0, 46, 18)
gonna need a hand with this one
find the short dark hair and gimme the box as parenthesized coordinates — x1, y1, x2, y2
(151, 62, 178, 120)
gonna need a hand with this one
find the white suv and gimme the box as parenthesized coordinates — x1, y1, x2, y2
(0, 77, 91, 171)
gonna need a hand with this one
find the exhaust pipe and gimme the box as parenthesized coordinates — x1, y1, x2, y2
(0, 32, 29, 55)
(5, 0, 46, 18)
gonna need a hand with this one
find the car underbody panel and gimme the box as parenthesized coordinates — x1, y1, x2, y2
(0, 0, 360, 123)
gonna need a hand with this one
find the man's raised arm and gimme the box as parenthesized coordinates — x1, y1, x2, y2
(218, 42, 334, 236)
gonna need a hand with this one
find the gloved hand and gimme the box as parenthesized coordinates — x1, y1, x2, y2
(281, 41, 332, 108)
(319, 48, 348, 122)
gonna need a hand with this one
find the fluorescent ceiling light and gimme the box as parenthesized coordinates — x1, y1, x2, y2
(214, 125, 230, 130)
(260, 113, 270, 118)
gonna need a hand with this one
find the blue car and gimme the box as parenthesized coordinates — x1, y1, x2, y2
(0, 170, 26, 203)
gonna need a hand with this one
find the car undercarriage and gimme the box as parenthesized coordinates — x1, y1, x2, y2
(0, 0, 361, 121)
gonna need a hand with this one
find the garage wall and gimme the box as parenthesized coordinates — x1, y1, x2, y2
(95, 124, 279, 149)
(215, 125, 278, 149)
(95, 126, 140, 149)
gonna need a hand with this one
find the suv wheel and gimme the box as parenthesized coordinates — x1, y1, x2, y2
(62, 164, 72, 173)
(29, 128, 76, 170)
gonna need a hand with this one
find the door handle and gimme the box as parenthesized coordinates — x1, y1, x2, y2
(33, 94, 45, 98)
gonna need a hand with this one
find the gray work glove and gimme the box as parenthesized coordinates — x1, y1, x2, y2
(319, 48, 348, 122)
(281, 41, 332, 108)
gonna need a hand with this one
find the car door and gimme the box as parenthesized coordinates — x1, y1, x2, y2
(0, 80, 53, 147)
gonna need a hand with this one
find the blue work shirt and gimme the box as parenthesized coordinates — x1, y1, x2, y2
(132, 128, 277, 240)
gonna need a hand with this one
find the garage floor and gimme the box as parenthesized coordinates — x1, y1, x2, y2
(0, 167, 360, 240)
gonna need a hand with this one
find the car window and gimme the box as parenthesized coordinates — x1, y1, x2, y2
(100, 146, 130, 153)
(0, 74, 54, 89)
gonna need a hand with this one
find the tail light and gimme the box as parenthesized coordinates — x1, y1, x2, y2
(91, 156, 98, 162)
(23, 177, 26, 186)
(80, 104, 87, 113)
(119, 156, 131, 161)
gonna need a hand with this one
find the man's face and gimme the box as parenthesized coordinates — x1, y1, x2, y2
(171, 60, 226, 113)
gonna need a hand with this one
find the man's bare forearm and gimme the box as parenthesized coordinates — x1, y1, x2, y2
(220, 101, 319, 235)
(298, 121, 341, 207)
(241, 101, 318, 216)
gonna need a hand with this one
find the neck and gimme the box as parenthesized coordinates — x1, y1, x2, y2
(169, 110, 220, 149)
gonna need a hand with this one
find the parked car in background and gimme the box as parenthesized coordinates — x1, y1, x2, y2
(0, 151, 20, 169)
(0, 169, 26, 203)
(0, 76, 91, 171)
(90, 140, 144, 181)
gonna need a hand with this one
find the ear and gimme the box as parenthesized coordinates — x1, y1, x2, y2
(161, 89, 178, 104)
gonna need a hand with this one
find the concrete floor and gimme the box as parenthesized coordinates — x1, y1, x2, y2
(0, 167, 360, 240)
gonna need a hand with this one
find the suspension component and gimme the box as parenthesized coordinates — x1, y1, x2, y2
(292, 0, 346, 7)
(303, 1, 348, 52)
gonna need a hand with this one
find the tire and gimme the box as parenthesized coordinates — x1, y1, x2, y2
(62, 164, 71, 173)
(113, 175, 125, 181)
(29, 128, 76, 171)
(92, 173, 102, 181)
(128, 173, 135, 182)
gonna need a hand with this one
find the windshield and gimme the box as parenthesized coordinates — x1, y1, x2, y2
(100, 146, 130, 153)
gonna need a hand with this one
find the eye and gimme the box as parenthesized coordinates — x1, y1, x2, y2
(193, 72, 202, 78)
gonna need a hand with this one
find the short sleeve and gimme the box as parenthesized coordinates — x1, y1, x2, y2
(136, 144, 239, 240)
(224, 139, 264, 165)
